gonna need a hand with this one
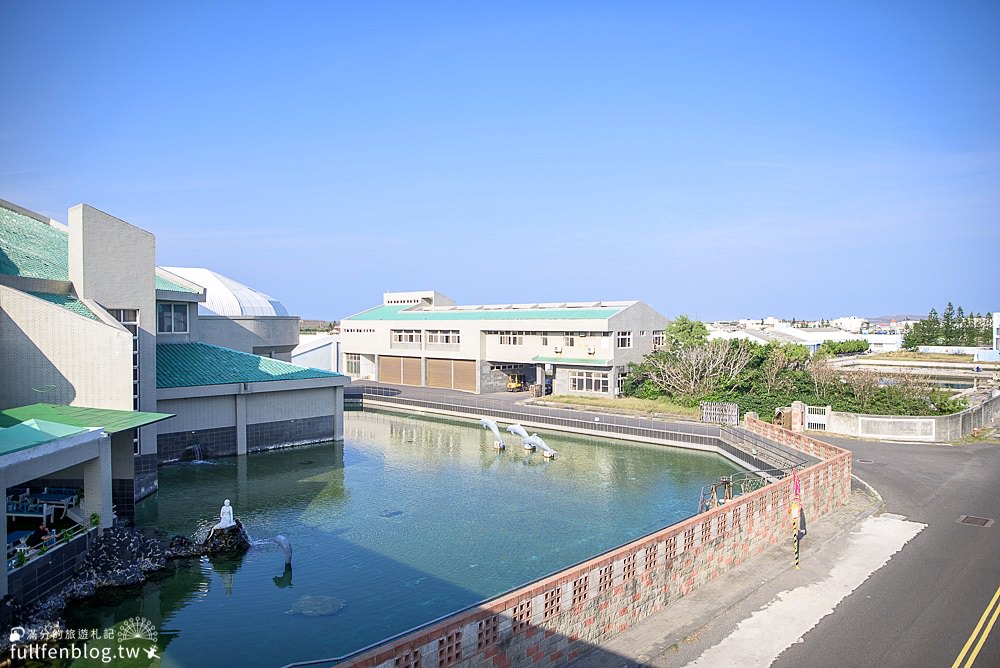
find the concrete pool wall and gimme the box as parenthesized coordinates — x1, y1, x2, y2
(328, 416, 851, 668)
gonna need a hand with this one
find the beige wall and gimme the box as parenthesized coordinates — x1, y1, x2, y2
(0, 285, 133, 410)
(189, 315, 299, 360)
(69, 204, 158, 454)
(246, 387, 336, 422)
(157, 395, 237, 431)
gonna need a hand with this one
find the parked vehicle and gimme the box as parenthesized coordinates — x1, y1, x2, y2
(506, 374, 526, 392)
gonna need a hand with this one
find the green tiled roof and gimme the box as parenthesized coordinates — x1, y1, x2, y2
(0, 403, 174, 434)
(346, 304, 624, 322)
(27, 291, 98, 320)
(532, 356, 612, 366)
(157, 342, 343, 388)
(156, 273, 200, 293)
(0, 204, 69, 280)
(0, 419, 91, 456)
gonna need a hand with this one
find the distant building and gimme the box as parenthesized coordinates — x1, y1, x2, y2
(974, 312, 1000, 362)
(292, 333, 341, 372)
(340, 291, 668, 395)
(830, 316, 866, 333)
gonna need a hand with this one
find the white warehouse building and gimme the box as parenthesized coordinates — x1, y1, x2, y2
(340, 291, 668, 395)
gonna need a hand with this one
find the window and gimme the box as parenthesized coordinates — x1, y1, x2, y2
(391, 329, 422, 344)
(616, 331, 632, 348)
(563, 334, 575, 347)
(541, 334, 548, 346)
(570, 370, 609, 393)
(499, 331, 523, 345)
(427, 330, 460, 344)
(652, 330, 665, 348)
(108, 308, 140, 453)
(639, 330, 647, 337)
(157, 303, 188, 333)
(345, 353, 361, 375)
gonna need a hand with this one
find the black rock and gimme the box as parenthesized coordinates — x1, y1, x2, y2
(200, 520, 252, 555)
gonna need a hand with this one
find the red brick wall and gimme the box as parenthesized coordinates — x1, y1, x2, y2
(342, 423, 852, 668)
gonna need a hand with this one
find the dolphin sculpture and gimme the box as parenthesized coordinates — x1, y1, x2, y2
(274, 535, 292, 566)
(525, 434, 557, 459)
(506, 424, 534, 450)
(480, 418, 505, 450)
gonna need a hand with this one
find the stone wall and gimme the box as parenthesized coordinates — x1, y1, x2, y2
(246, 415, 334, 452)
(824, 390, 1000, 442)
(337, 420, 851, 668)
(157, 426, 238, 462)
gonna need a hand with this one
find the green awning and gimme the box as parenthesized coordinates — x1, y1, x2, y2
(0, 403, 174, 433)
(531, 356, 613, 366)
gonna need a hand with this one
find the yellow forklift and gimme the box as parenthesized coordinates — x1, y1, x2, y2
(505, 373, 526, 392)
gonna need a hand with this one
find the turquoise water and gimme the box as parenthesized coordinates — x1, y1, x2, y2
(65, 410, 742, 666)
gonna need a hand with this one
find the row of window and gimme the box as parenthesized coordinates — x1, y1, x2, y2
(570, 370, 609, 393)
(390, 329, 462, 344)
(491, 330, 663, 349)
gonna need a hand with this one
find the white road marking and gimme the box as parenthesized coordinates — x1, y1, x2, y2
(683, 515, 925, 667)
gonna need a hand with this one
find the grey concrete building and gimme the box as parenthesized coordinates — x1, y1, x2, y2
(341, 291, 668, 395)
(0, 198, 349, 516)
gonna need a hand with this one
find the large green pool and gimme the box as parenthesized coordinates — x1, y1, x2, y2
(65, 409, 742, 666)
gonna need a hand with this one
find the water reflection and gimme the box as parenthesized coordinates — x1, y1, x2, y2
(66, 409, 742, 666)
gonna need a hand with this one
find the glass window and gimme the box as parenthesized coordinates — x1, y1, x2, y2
(157, 303, 188, 333)
(345, 353, 361, 375)
(616, 331, 632, 348)
(570, 370, 609, 393)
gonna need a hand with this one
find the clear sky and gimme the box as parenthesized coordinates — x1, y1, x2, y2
(2, 1, 997, 321)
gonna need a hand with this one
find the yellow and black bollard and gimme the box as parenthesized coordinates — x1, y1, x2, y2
(791, 500, 800, 569)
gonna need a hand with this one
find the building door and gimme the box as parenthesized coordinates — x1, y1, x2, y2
(453, 360, 477, 392)
(378, 356, 403, 384)
(401, 357, 421, 386)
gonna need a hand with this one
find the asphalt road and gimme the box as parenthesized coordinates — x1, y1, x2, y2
(774, 436, 1000, 668)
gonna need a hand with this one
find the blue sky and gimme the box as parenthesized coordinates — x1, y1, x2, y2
(2, 1, 998, 321)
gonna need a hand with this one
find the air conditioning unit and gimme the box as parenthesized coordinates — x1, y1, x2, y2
(587, 346, 595, 355)
(553, 346, 563, 353)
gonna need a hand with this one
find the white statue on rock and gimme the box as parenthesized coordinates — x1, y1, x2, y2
(209, 499, 236, 538)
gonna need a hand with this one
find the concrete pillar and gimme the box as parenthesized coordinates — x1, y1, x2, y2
(82, 435, 114, 531)
(236, 393, 248, 455)
(790, 401, 806, 433)
(333, 386, 344, 441)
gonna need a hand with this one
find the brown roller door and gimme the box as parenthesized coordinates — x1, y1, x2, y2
(402, 357, 421, 386)
(453, 360, 477, 392)
(426, 359, 452, 388)
(379, 356, 403, 384)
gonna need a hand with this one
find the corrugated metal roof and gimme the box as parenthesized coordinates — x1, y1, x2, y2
(162, 267, 288, 316)
(27, 291, 98, 320)
(346, 304, 623, 322)
(157, 342, 342, 388)
(0, 403, 174, 434)
(0, 204, 69, 280)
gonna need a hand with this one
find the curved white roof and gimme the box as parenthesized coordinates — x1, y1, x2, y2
(163, 267, 289, 317)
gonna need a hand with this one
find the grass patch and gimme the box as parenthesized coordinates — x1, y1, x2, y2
(865, 351, 976, 363)
(539, 395, 700, 419)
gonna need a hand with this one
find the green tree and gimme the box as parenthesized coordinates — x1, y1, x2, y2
(664, 315, 709, 352)
(941, 302, 956, 344)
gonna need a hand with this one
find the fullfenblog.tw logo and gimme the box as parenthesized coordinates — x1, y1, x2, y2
(6, 616, 162, 663)
(117, 616, 158, 644)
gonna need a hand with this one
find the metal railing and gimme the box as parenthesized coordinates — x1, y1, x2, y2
(696, 465, 800, 514)
(718, 425, 813, 471)
(350, 385, 722, 448)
